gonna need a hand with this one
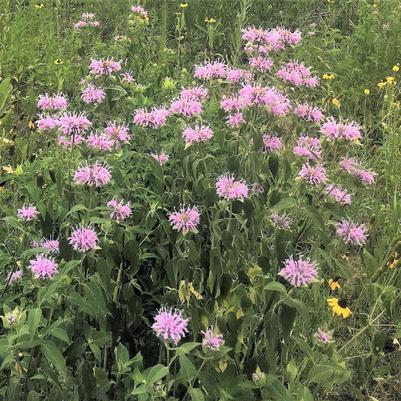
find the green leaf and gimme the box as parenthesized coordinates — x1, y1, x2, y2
(174, 342, 200, 356)
(179, 354, 196, 382)
(272, 198, 297, 212)
(264, 281, 287, 295)
(27, 308, 42, 338)
(189, 388, 205, 401)
(0, 77, 12, 112)
(41, 341, 69, 381)
(146, 364, 169, 385)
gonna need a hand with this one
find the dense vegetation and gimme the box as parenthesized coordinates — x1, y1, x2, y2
(0, 1, 400, 400)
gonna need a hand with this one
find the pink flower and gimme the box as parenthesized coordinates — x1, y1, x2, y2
(321, 118, 362, 141)
(201, 327, 224, 350)
(294, 103, 323, 122)
(336, 220, 367, 246)
(182, 125, 213, 146)
(151, 152, 170, 165)
(133, 107, 170, 128)
(58, 134, 85, 149)
(28, 255, 58, 279)
(7, 270, 23, 285)
(356, 169, 376, 185)
(262, 134, 283, 153)
(68, 227, 98, 252)
(131, 5, 148, 18)
(278, 256, 318, 287)
(314, 329, 333, 344)
(271, 212, 292, 230)
(169, 206, 200, 234)
(339, 158, 376, 185)
(170, 98, 202, 117)
(73, 161, 111, 187)
(81, 13, 95, 20)
(151, 307, 189, 344)
(325, 185, 352, 205)
(36, 115, 59, 130)
(220, 96, 248, 112)
(33, 238, 60, 254)
(86, 134, 114, 151)
(226, 68, 253, 83)
(276, 60, 318, 87)
(293, 136, 322, 160)
(194, 61, 228, 80)
(180, 86, 208, 102)
(216, 174, 249, 201)
(107, 199, 132, 220)
(104, 122, 130, 143)
(249, 56, 273, 72)
(18, 205, 39, 221)
(226, 112, 245, 128)
(57, 112, 92, 135)
(89, 58, 121, 76)
(298, 163, 327, 185)
(121, 72, 134, 83)
(81, 84, 106, 104)
(37, 93, 68, 111)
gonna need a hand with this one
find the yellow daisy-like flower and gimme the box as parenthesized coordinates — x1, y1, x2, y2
(54, 59, 63, 65)
(34, 3, 44, 9)
(387, 253, 399, 269)
(377, 81, 386, 89)
(327, 298, 352, 319)
(205, 17, 217, 24)
(328, 278, 341, 291)
(385, 76, 395, 85)
(322, 73, 335, 80)
(364, 88, 370, 95)
(28, 121, 35, 130)
(180, 2, 188, 8)
(392, 64, 399, 72)
(332, 97, 341, 108)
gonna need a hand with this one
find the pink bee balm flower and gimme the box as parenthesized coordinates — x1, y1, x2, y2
(104, 122, 130, 143)
(58, 134, 85, 149)
(226, 112, 245, 128)
(151, 152, 169, 165)
(336, 220, 367, 246)
(194, 61, 228, 80)
(339, 158, 376, 185)
(57, 112, 92, 135)
(37, 93, 68, 111)
(151, 307, 189, 344)
(262, 134, 284, 153)
(278, 256, 318, 287)
(73, 161, 111, 187)
(293, 136, 322, 160)
(169, 206, 200, 234)
(36, 115, 59, 130)
(133, 107, 170, 128)
(86, 134, 114, 151)
(249, 56, 273, 72)
(314, 329, 333, 344)
(107, 199, 132, 220)
(131, 5, 148, 18)
(40, 239, 60, 254)
(298, 163, 327, 185)
(81, 84, 106, 104)
(356, 169, 376, 185)
(170, 98, 202, 117)
(180, 86, 208, 102)
(294, 103, 323, 122)
(89, 58, 121, 76)
(276, 60, 318, 87)
(271, 212, 292, 230)
(68, 227, 98, 252)
(325, 185, 352, 205)
(28, 255, 58, 279)
(121, 72, 134, 83)
(18, 205, 39, 221)
(182, 125, 213, 146)
(216, 174, 249, 201)
(201, 327, 224, 350)
(320, 118, 362, 142)
(226, 68, 253, 83)
(7, 270, 23, 285)
(220, 95, 248, 112)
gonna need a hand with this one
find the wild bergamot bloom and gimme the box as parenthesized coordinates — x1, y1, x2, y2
(322, 73, 335, 80)
(328, 278, 341, 291)
(151, 307, 189, 344)
(327, 298, 352, 318)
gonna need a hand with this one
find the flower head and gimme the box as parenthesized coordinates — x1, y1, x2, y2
(107, 199, 132, 220)
(151, 307, 189, 344)
(325, 185, 352, 205)
(18, 205, 39, 221)
(169, 206, 200, 234)
(151, 152, 169, 165)
(271, 212, 292, 230)
(28, 255, 58, 279)
(328, 278, 341, 291)
(298, 163, 327, 185)
(336, 220, 367, 246)
(7, 270, 23, 285)
(73, 161, 111, 187)
(327, 298, 352, 318)
(201, 327, 224, 350)
(81, 84, 106, 104)
(293, 136, 322, 160)
(216, 174, 249, 201)
(89, 58, 121, 76)
(314, 329, 333, 344)
(182, 125, 213, 146)
(68, 227, 98, 252)
(278, 256, 318, 287)
(262, 134, 284, 153)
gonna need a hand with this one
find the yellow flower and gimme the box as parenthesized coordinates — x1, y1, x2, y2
(392, 64, 399, 72)
(205, 18, 217, 24)
(332, 97, 341, 108)
(364, 88, 370, 95)
(3, 165, 14, 174)
(385, 76, 395, 85)
(322, 73, 335, 80)
(327, 298, 352, 319)
(54, 59, 63, 65)
(180, 2, 188, 8)
(387, 253, 399, 269)
(377, 81, 386, 89)
(28, 121, 35, 130)
(175, 12, 181, 16)
(328, 278, 341, 291)
(34, 3, 44, 9)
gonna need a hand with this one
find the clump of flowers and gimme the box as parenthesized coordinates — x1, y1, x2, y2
(18, 205, 39, 221)
(314, 329, 333, 344)
(151, 152, 169, 165)
(36, 115, 59, 130)
(37, 93, 68, 111)
(86, 134, 114, 151)
(74, 13, 100, 29)
(293, 136, 322, 160)
(180, 86, 208, 102)
(336, 220, 367, 246)
(131, 5, 148, 19)
(298, 163, 327, 185)
(262, 134, 284, 153)
(249, 56, 274, 72)
(169, 206, 200, 234)
(107, 199, 132, 220)
(201, 327, 224, 350)
(216, 174, 249, 201)
(68, 227, 98, 252)
(170, 97, 202, 117)
(194, 61, 228, 80)
(104, 122, 130, 144)
(278, 256, 318, 287)
(271, 212, 292, 230)
(81, 84, 106, 104)
(276, 60, 318, 87)
(182, 124, 213, 146)
(321, 118, 362, 142)
(151, 307, 189, 344)
(73, 161, 112, 187)
(294, 103, 323, 122)
(89, 58, 121, 76)
(325, 185, 352, 205)
(7, 270, 23, 285)
(339, 158, 376, 185)
(57, 112, 92, 135)
(133, 107, 170, 128)
(28, 255, 58, 279)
